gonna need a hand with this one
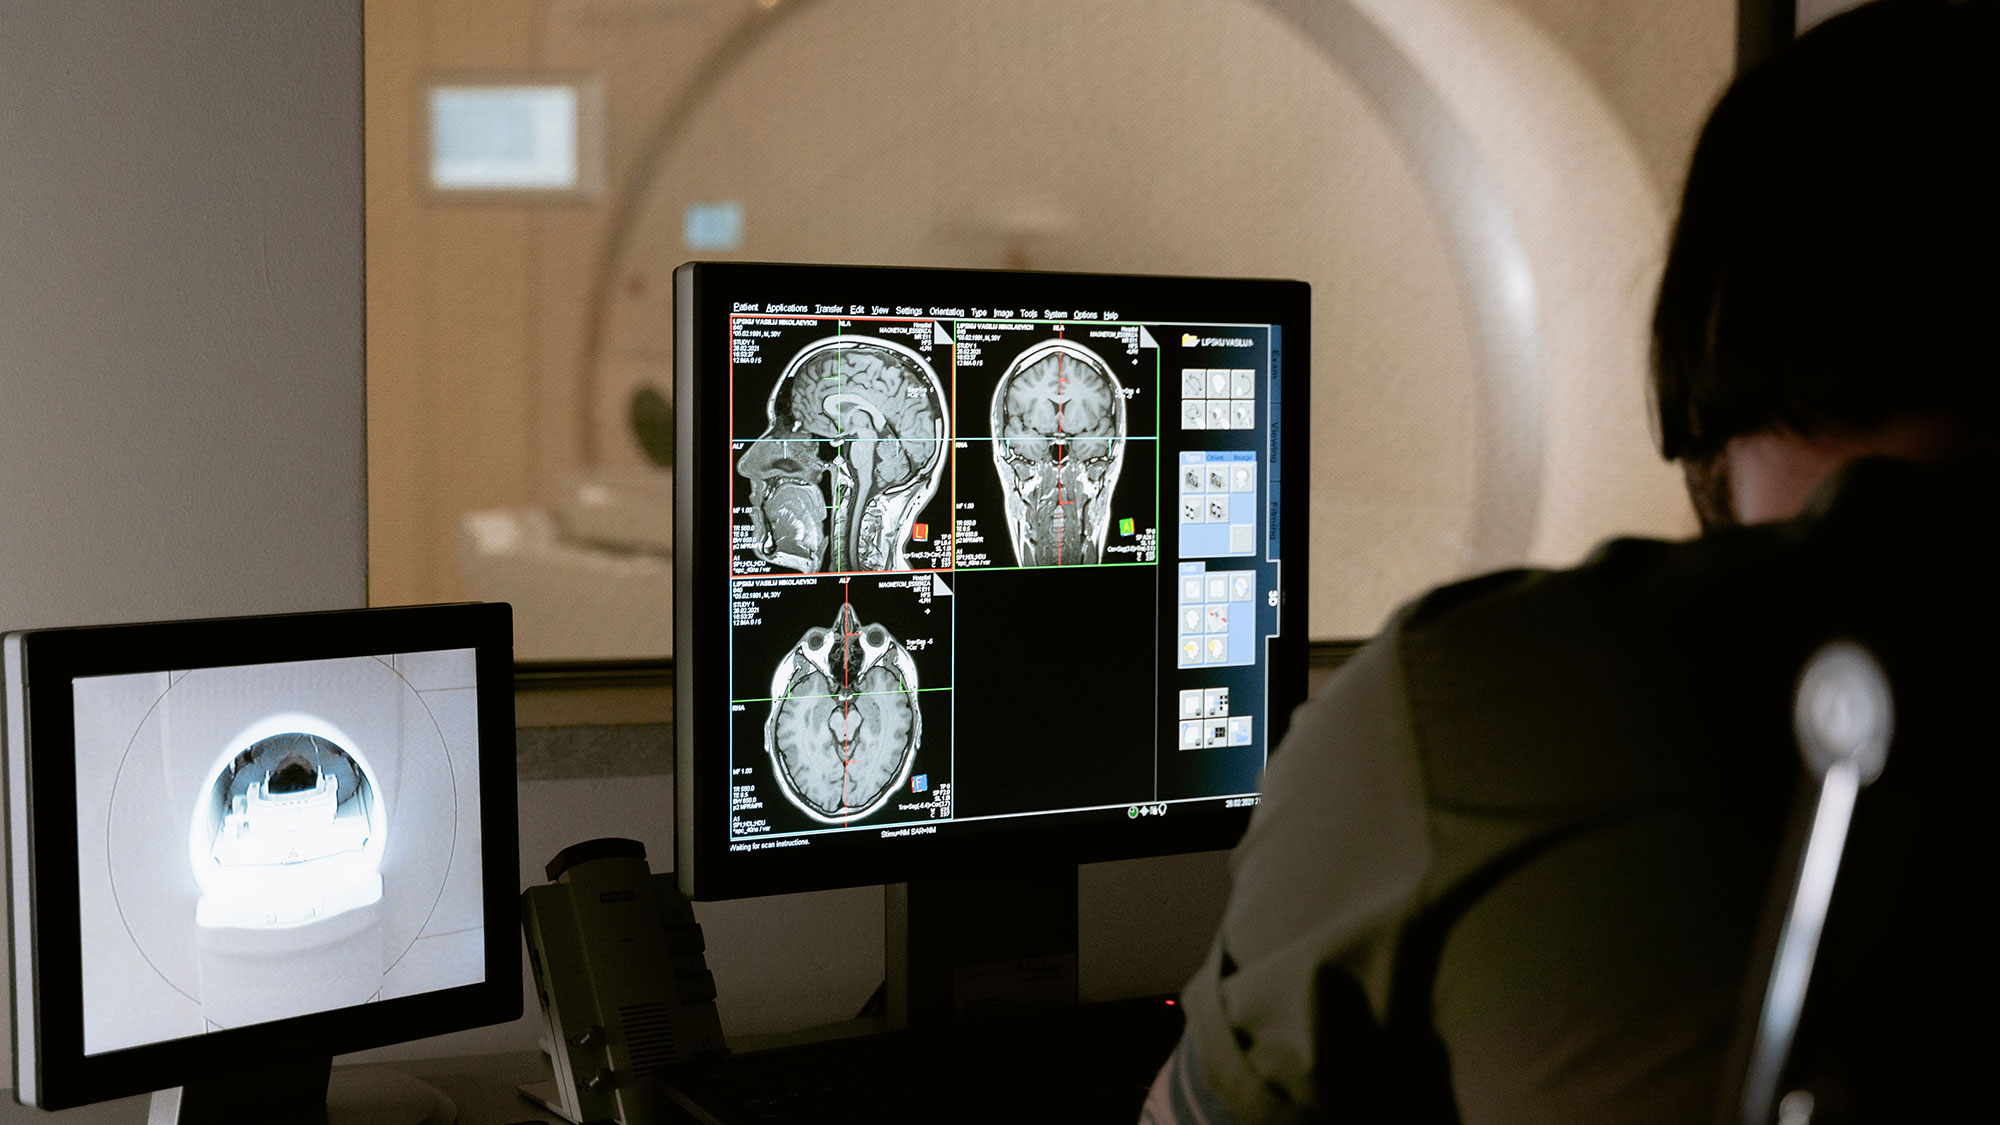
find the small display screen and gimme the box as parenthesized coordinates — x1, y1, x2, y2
(72, 651, 485, 1056)
(685, 265, 1305, 888)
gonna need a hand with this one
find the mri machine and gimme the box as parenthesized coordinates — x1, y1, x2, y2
(457, 0, 1710, 659)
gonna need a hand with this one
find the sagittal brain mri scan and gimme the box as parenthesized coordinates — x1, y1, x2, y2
(737, 337, 949, 573)
(990, 340, 1126, 567)
(765, 603, 921, 823)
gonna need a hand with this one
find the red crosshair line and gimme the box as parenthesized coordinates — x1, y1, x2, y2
(841, 579, 853, 825)
(1055, 327, 1066, 566)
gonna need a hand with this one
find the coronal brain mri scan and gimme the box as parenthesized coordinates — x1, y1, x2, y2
(737, 337, 949, 573)
(990, 340, 1127, 567)
(765, 602, 921, 823)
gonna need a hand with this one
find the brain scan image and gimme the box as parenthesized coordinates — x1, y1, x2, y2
(737, 337, 949, 573)
(989, 340, 1126, 566)
(764, 602, 922, 823)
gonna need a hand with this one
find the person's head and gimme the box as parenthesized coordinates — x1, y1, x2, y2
(1651, 0, 1999, 528)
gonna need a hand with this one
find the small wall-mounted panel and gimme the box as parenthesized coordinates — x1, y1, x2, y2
(424, 77, 604, 201)
(683, 200, 745, 251)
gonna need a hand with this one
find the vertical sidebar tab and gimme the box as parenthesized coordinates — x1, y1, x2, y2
(1266, 326, 1283, 558)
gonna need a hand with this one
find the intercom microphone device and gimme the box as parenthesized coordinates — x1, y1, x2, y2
(520, 838, 724, 1125)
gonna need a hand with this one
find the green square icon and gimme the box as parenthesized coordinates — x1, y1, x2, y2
(1119, 517, 1135, 536)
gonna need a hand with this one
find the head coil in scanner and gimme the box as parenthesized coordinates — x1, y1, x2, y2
(205, 731, 377, 870)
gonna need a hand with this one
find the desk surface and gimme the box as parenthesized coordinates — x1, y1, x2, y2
(2, 1053, 565, 1125)
(8, 1003, 1181, 1123)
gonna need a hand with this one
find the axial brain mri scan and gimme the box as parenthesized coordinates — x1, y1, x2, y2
(990, 340, 1127, 567)
(736, 337, 950, 573)
(765, 603, 922, 823)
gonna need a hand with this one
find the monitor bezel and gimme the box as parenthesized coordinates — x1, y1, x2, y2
(4, 603, 520, 1110)
(675, 260, 1310, 901)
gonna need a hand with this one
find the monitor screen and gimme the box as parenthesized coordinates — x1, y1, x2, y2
(5, 604, 519, 1110)
(675, 262, 1309, 899)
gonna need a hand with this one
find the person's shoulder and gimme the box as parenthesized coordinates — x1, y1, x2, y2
(1397, 530, 1770, 660)
(1387, 529, 1805, 815)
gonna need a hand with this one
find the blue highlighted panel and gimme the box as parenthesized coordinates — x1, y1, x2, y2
(1174, 561, 1258, 669)
(1178, 451, 1258, 559)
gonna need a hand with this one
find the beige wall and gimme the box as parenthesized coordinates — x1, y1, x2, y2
(367, 0, 1733, 648)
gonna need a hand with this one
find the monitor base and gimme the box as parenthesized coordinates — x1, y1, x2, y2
(514, 1078, 573, 1123)
(149, 1064, 456, 1125)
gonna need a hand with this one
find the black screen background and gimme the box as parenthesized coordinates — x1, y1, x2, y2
(947, 565, 1158, 817)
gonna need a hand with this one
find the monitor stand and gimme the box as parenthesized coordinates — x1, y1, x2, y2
(884, 863, 1079, 1029)
(653, 865, 1182, 1121)
(149, 1058, 456, 1125)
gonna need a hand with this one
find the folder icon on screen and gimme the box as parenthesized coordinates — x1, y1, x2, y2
(1182, 333, 1200, 347)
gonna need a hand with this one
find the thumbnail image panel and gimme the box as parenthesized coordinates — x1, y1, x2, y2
(729, 316, 955, 576)
(951, 322, 1158, 570)
(728, 571, 954, 835)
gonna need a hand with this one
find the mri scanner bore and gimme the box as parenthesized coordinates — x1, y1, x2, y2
(73, 652, 483, 1056)
(734, 335, 951, 575)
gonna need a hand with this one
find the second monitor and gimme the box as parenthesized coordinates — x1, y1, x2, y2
(4, 603, 520, 1118)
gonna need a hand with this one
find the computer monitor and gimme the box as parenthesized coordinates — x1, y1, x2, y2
(674, 262, 1308, 1021)
(4, 603, 519, 1119)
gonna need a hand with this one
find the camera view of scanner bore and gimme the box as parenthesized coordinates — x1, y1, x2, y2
(77, 654, 483, 1056)
(990, 339, 1127, 567)
(737, 336, 949, 574)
